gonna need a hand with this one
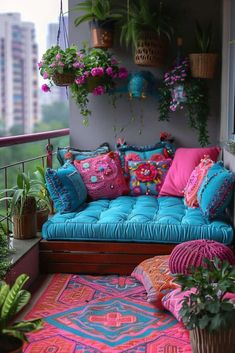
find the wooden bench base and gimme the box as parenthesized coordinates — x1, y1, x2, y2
(39, 240, 176, 275)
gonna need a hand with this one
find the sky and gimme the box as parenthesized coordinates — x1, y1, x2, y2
(0, 0, 68, 60)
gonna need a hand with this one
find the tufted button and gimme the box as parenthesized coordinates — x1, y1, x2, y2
(83, 162, 90, 169)
(90, 175, 98, 183)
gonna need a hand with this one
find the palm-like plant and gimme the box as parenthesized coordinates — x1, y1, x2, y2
(0, 274, 42, 351)
(74, 0, 121, 26)
(32, 166, 53, 213)
(120, 0, 174, 48)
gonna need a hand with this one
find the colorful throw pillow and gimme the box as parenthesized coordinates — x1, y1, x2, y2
(197, 161, 235, 219)
(169, 240, 235, 275)
(159, 147, 220, 197)
(128, 159, 172, 196)
(117, 141, 175, 177)
(162, 288, 195, 322)
(131, 255, 179, 304)
(57, 142, 110, 165)
(45, 162, 87, 213)
(74, 152, 128, 200)
(184, 156, 214, 207)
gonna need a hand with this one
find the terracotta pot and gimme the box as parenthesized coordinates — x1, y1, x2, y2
(52, 72, 75, 86)
(36, 208, 49, 232)
(189, 53, 218, 79)
(90, 20, 114, 48)
(12, 212, 37, 239)
(135, 33, 168, 67)
(0, 334, 23, 353)
(190, 325, 235, 353)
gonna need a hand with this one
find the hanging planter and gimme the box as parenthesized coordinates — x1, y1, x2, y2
(52, 71, 76, 86)
(90, 19, 114, 49)
(189, 53, 218, 79)
(135, 33, 167, 67)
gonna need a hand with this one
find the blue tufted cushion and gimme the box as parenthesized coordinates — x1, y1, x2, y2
(57, 142, 110, 165)
(45, 163, 87, 213)
(42, 196, 233, 244)
(197, 161, 235, 219)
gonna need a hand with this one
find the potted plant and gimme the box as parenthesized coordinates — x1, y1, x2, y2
(189, 22, 218, 79)
(0, 273, 43, 353)
(119, 0, 174, 67)
(0, 172, 37, 239)
(0, 221, 12, 280)
(73, 0, 121, 48)
(39, 43, 128, 125)
(158, 58, 210, 146)
(32, 166, 53, 232)
(175, 257, 235, 353)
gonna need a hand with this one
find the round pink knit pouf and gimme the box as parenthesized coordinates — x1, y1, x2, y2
(169, 239, 235, 274)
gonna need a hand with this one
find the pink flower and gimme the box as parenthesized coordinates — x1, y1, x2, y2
(111, 57, 118, 65)
(92, 85, 105, 96)
(91, 67, 104, 77)
(106, 67, 113, 76)
(50, 62, 56, 68)
(55, 53, 61, 60)
(58, 61, 64, 67)
(118, 67, 128, 79)
(73, 62, 84, 69)
(75, 76, 86, 85)
(41, 84, 50, 92)
(38, 61, 43, 68)
(43, 72, 49, 79)
(84, 71, 90, 77)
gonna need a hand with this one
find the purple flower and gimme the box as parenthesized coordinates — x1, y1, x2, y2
(91, 67, 104, 77)
(73, 62, 84, 69)
(111, 57, 118, 65)
(50, 62, 56, 68)
(58, 61, 64, 67)
(38, 61, 43, 68)
(106, 67, 113, 76)
(84, 71, 90, 77)
(92, 85, 105, 96)
(55, 53, 61, 60)
(41, 84, 50, 92)
(118, 67, 128, 79)
(43, 72, 49, 79)
(75, 76, 86, 85)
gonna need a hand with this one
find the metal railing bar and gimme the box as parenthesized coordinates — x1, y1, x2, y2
(0, 152, 57, 171)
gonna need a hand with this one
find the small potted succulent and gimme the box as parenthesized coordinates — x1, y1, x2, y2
(0, 274, 43, 353)
(175, 257, 235, 353)
(73, 0, 121, 48)
(39, 43, 128, 125)
(119, 0, 174, 67)
(189, 22, 218, 79)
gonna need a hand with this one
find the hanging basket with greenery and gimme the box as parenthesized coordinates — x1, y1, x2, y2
(158, 58, 210, 146)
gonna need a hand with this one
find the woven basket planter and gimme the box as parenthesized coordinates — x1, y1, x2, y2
(52, 72, 75, 86)
(190, 325, 235, 353)
(189, 53, 218, 79)
(135, 33, 167, 67)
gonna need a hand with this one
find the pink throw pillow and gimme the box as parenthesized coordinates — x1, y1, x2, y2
(74, 152, 128, 200)
(184, 156, 214, 207)
(159, 147, 220, 197)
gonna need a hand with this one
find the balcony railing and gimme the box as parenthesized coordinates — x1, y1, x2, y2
(0, 128, 70, 233)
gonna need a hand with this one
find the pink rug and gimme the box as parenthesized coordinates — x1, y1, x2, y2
(23, 274, 192, 353)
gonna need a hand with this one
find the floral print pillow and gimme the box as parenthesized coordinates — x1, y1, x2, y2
(128, 159, 172, 196)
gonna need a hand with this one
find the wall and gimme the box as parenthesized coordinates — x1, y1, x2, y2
(68, 0, 222, 149)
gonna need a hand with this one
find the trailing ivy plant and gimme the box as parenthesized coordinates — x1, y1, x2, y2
(158, 58, 210, 146)
(175, 257, 235, 331)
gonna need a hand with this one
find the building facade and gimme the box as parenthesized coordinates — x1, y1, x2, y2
(0, 13, 39, 135)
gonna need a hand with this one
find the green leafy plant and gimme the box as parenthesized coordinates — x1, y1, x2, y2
(119, 0, 174, 48)
(0, 274, 42, 345)
(0, 172, 36, 217)
(0, 221, 13, 280)
(39, 43, 128, 125)
(175, 258, 235, 331)
(32, 166, 53, 213)
(195, 21, 213, 53)
(73, 0, 121, 26)
(158, 58, 210, 146)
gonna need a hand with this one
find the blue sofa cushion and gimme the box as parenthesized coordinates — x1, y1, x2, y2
(42, 196, 233, 244)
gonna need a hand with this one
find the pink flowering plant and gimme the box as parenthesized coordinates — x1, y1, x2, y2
(39, 44, 128, 125)
(158, 58, 210, 146)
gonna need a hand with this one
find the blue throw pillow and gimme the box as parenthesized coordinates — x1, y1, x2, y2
(45, 163, 87, 213)
(57, 142, 110, 165)
(197, 161, 235, 219)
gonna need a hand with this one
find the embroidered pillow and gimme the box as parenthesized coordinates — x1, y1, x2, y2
(197, 161, 235, 219)
(117, 141, 175, 177)
(128, 159, 172, 196)
(159, 147, 220, 197)
(57, 142, 110, 165)
(74, 152, 128, 200)
(45, 163, 87, 213)
(184, 156, 214, 207)
(131, 255, 179, 304)
(162, 288, 195, 322)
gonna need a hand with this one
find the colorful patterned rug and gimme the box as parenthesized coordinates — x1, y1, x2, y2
(23, 274, 192, 353)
